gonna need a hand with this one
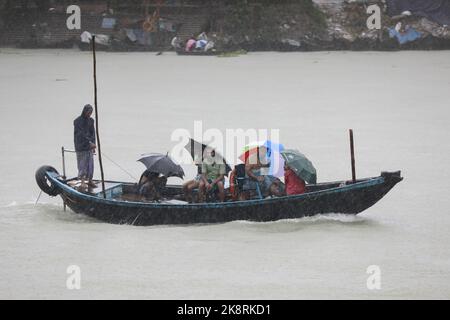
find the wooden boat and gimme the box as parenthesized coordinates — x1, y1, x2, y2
(40, 41, 402, 226)
(175, 48, 221, 56)
(35, 166, 403, 226)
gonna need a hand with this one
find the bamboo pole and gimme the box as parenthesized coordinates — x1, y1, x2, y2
(61, 146, 66, 211)
(92, 35, 106, 198)
(61, 146, 66, 179)
(349, 129, 356, 184)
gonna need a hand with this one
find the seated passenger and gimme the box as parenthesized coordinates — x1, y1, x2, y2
(230, 163, 246, 201)
(138, 170, 167, 201)
(171, 35, 182, 50)
(197, 32, 208, 41)
(241, 155, 284, 200)
(284, 164, 305, 195)
(263, 175, 285, 197)
(185, 37, 196, 52)
(195, 39, 208, 51)
(182, 165, 202, 203)
(204, 40, 215, 52)
(241, 156, 262, 200)
(198, 149, 226, 202)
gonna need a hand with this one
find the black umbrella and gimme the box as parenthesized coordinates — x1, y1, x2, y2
(137, 153, 184, 178)
(184, 138, 232, 175)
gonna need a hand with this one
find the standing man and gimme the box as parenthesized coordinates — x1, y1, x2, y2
(74, 104, 97, 188)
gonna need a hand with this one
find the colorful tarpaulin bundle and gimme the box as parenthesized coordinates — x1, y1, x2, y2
(388, 26, 422, 44)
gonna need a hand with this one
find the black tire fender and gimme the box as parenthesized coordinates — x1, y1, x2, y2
(35, 165, 61, 196)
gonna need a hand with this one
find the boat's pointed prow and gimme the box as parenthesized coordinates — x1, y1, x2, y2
(381, 171, 403, 184)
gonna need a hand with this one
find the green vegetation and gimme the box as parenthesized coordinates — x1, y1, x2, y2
(217, 49, 248, 57)
(219, 0, 327, 44)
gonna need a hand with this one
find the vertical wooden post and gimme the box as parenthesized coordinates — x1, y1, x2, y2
(61, 146, 66, 179)
(349, 129, 356, 183)
(61, 146, 66, 211)
(92, 35, 106, 198)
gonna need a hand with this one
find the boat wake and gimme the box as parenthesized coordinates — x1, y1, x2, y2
(235, 213, 366, 224)
(1, 201, 381, 230)
(4, 201, 18, 208)
(225, 213, 381, 233)
(0, 201, 97, 225)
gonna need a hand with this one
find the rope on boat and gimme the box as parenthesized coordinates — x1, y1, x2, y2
(35, 190, 42, 205)
(62, 148, 137, 182)
(101, 152, 138, 182)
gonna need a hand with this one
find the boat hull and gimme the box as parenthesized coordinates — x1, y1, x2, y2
(46, 171, 403, 226)
(175, 49, 221, 56)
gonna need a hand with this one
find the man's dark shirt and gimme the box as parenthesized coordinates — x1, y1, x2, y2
(74, 106, 96, 152)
